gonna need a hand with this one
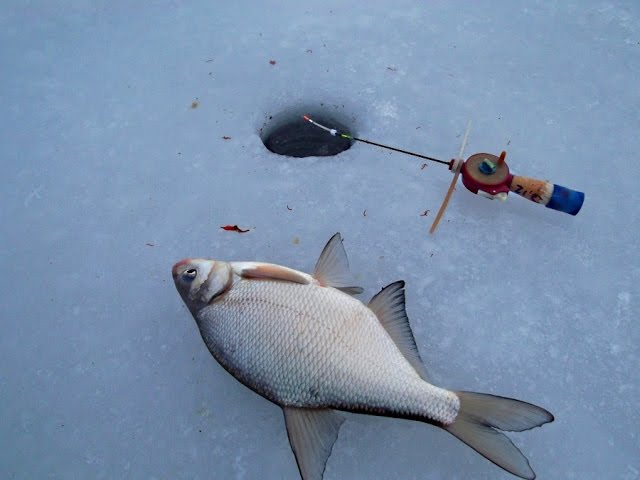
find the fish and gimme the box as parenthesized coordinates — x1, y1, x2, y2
(172, 233, 553, 479)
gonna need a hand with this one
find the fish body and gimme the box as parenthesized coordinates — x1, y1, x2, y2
(172, 234, 553, 479)
(197, 276, 458, 423)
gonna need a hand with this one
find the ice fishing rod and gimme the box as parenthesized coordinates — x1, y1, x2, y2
(302, 115, 449, 165)
(302, 115, 585, 233)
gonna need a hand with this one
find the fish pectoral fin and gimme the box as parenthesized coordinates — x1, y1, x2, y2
(368, 280, 429, 380)
(313, 233, 364, 295)
(232, 262, 311, 285)
(283, 407, 345, 480)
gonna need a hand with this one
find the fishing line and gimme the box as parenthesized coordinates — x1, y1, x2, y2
(302, 115, 450, 166)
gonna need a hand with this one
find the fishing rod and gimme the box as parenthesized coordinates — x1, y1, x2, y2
(302, 115, 449, 165)
(302, 115, 585, 233)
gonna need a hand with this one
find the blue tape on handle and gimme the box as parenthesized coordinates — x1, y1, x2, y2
(546, 184, 585, 215)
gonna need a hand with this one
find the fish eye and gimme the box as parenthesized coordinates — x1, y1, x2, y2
(183, 268, 197, 280)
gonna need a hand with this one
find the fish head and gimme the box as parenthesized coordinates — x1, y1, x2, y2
(172, 258, 233, 314)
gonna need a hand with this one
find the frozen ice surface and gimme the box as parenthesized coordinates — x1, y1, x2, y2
(1, 1, 638, 479)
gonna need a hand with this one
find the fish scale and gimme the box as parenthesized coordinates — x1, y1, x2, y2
(196, 277, 459, 424)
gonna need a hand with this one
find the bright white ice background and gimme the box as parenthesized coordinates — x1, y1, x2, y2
(1, 2, 638, 479)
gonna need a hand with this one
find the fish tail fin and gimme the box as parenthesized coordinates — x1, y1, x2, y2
(443, 391, 554, 480)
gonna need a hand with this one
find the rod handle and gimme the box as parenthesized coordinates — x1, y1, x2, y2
(509, 175, 584, 215)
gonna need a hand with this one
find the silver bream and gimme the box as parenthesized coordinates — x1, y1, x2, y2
(172, 233, 553, 479)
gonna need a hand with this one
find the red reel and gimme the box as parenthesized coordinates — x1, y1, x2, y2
(460, 152, 511, 200)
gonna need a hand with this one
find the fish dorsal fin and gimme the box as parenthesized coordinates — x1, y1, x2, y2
(232, 262, 310, 285)
(313, 233, 364, 295)
(368, 281, 428, 380)
(283, 407, 345, 480)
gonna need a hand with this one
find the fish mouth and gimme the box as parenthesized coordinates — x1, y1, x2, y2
(172, 258, 192, 278)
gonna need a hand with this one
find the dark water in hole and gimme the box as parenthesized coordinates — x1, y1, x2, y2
(263, 116, 353, 157)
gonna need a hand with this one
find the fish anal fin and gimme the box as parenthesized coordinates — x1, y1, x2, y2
(368, 280, 428, 380)
(313, 233, 363, 295)
(283, 407, 345, 480)
(233, 262, 310, 285)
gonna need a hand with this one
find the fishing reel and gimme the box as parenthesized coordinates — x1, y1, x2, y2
(458, 151, 584, 210)
(429, 123, 585, 233)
